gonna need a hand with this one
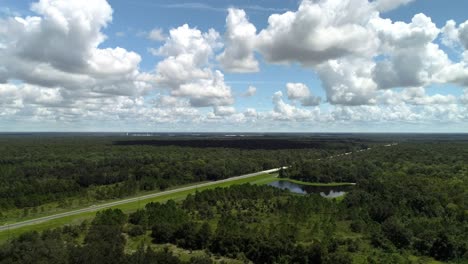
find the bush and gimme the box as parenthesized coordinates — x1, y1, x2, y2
(128, 225, 145, 237)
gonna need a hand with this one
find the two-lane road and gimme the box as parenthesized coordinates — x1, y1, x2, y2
(0, 167, 283, 232)
(1, 142, 399, 233)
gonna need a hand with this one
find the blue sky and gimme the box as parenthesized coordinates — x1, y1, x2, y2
(1, 0, 468, 132)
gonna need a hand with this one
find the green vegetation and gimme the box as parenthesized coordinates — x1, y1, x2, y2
(0, 136, 467, 263)
(0, 136, 363, 221)
(1, 186, 348, 264)
(0, 173, 278, 243)
(277, 177, 355, 187)
(285, 142, 468, 262)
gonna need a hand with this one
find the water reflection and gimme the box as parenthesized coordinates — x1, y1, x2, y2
(268, 180, 352, 198)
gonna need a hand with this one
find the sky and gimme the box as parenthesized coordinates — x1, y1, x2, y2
(1, 0, 468, 132)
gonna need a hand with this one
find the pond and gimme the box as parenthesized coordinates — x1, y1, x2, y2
(268, 180, 353, 198)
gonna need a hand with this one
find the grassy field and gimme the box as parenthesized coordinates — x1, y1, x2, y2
(0, 180, 212, 225)
(0, 173, 279, 243)
(0, 172, 355, 243)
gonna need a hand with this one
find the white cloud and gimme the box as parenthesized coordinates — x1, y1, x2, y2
(250, 0, 383, 105)
(461, 89, 468, 104)
(217, 8, 259, 73)
(175, 71, 234, 107)
(459, 22, 468, 50)
(243, 108, 257, 118)
(330, 104, 419, 122)
(441, 20, 468, 51)
(301, 96, 322, 107)
(286, 82, 321, 106)
(89, 47, 142, 76)
(154, 95, 188, 108)
(269, 91, 320, 121)
(372, 0, 415, 13)
(234, 1, 468, 107)
(23, 0, 113, 72)
(0, 0, 162, 127)
(0, 82, 154, 123)
(1, 0, 468, 131)
(317, 58, 378, 105)
(0, 0, 151, 98)
(242, 85, 256, 97)
(154, 24, 234, 107)
(156, 24, 221, 62)
(378, 87, 457, 105)
(286, 83, 310, 100)
(155, 54, 212, 89)
(148, 28, 165, 41)
(256, 0, 379, 66)
(372, 14, 450, 89)
(214, 106, 236, 116)
(441, 20, 460, 49)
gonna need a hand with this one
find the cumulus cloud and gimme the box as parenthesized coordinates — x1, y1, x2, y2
(174, 71, 234, 107)
(154, 95, 187, 108)
(286, 83, 310, 100)
(154, 24, 234, 107)
(148, 28, 165, 41)
(317, 58, 378, 105)
(372, 0, 415, 13)
(460, 22, 468, 50)
(156, 24, 221, 60)
(243, 108, 258, 118)
(0, 0, 151, 98)
(0, 82, 154, 123)
(270, 91, 319, 121)
(17, 0, 113, 73)
(256, 0, 379, 66)
(251, 0, 383, 105)
(371, 14, 450, 89)
(378, 87, 457, 105)
(461, 89, 468, 104)
(443, 20, 468, 50)
(214, 106, 236, 116)
(241, 0, 468, 106)
(301, 96, 322, 107)
(242, 86, 256, 97)
(217, 8, 259, 73)
(286, 83, 321, 106)
(437, 20, 468, 86)
(0, 0, 164, 130)
(2, 0, 468, 130)
(330, 104, 420, 123)
(441, 20, 461, 49)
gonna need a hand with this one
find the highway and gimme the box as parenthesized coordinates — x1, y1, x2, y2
(0, 167, 283, 232)
(0, 142, 398, 233)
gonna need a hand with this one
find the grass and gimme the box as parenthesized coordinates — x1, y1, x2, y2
(0, 180, 212, 225)
(0, 173, 278, 243)
(0, 172, 351, 243)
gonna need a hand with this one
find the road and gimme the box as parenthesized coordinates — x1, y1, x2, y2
(0, 142, 399, 233)
(0, 167, 283, 232)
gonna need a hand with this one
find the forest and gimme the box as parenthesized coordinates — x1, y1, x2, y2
(0, 135, 467, 263)
(0, 135, 366, 216)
